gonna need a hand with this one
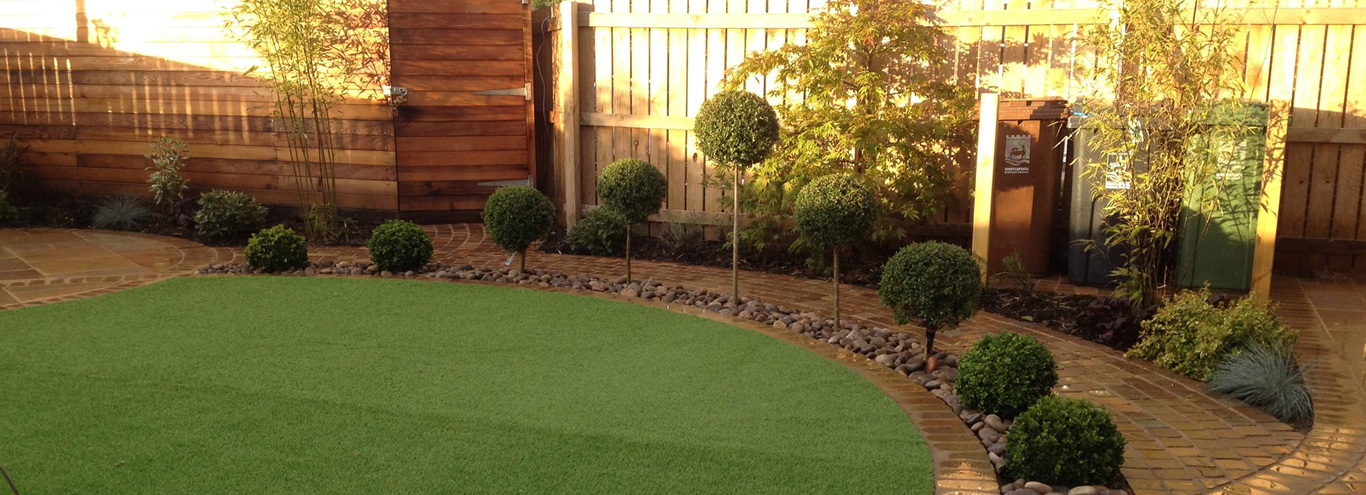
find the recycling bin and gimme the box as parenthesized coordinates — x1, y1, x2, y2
(985, 99, 1069, 276)
(1176, 102, 1269, 292)
(1066, 114, 1144, 287)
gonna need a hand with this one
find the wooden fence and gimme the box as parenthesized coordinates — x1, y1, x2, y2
(1, 0, 534, 219)
(533, 0, 1366, 274)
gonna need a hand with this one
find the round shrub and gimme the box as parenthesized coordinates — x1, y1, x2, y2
(563, 207, 628, 256)
(878, 241, 982, 352)
(956, 331, 1058, 418)
(693, 89, 780, 167)
(245, 225, 308, 273)
(1129, 288, 1296, 381)
(483, 186, 556, 254)
(597, 158, 667, 224)
(794, 174, 877, 248)
(195, 190, 268, 241)
(366, 219, 433, 273)
(1005, 396, 1127, 486)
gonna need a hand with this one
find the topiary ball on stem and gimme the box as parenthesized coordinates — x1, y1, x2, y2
(1005, 396, 1127, 486)
(366, 219, 433, 273)
(694, 89, 780, 168)
(955, 331, 1058, 418)
(694, 89, 779, 300)
(878, 241, 982, 355)
(245, 225, 308, 273)
(482, 186, 556, 272)
(597, 158, 667, 281)
(794, 173, 877, 329)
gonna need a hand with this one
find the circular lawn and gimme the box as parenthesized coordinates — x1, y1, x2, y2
(0, 277, 932, 494)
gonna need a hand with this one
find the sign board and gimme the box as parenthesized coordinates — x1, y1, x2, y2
(1003, 134, 1031, 174)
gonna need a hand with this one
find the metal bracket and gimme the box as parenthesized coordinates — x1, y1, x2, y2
(473, 83, 532, 101)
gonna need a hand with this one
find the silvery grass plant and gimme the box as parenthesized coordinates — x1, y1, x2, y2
(1207, 342, 1314, 424)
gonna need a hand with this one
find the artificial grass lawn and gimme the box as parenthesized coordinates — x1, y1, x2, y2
(0, 277, 932, 494)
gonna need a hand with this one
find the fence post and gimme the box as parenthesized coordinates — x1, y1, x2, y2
(558, 0, 582, 226)
(971, 91, 999, 284)
(1252, 100, 1290, 303)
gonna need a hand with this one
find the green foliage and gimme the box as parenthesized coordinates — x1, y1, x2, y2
(226, 0, 388, 243)
(145, 137, 190, 209)
(794, 174, 877, 249)
(1004, 396, 1127, 486)
(956, 332, 1058, 418)
(92, 196, 153, 231)
(483, 186, 556, 255)
(1208, 342, 1313, 424)
(1079, 0, 1260, 307)
(660, 221, 704, 254)
(366, 220, 433, 272)
(879, 241, 981, 328)
(194, 190, 269, 242)
(563, 208, 628, 256)
(998, 251, 1035, 292)
(694, 90, 779, 168)
(0, 191, 18, 225)
(598, 159, 667, 224)
(1129, 289, 1297, 381)
(245, 225, 309, 273)
(724, 0, 973, 246)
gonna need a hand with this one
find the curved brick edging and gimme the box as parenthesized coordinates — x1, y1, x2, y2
(5, 226, 1365, 494)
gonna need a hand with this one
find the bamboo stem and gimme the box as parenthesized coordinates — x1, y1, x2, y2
(626, 226, 633, 282)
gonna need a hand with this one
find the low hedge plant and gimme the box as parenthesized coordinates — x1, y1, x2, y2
(245, 225, 308, 273)
(1129, 288, 1296, 381)
(482, 186, 556, 272)
(194, 190, 267, 242)
(955, 331, 1058, 418)
(1004, 396, 1127, 486)
(366, 220, 433, 273)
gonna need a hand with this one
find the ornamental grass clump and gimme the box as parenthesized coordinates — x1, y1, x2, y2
(245, 225, 308, 273)
(194, 190, 268, 242)
(1129, 288, 1296, 381)
(482, 186, 556, 273)
(878, 241, 981, 355)
(694, 89, 779, 300)
(597, 158, 666, 281)
(366, 220, 433, 273)
(794, 174, 876, 329)
(1005, 396, 1127, 486)
(955, 332, 1058, 418)
(92, 196, 153, 232)
(1208, 342, 1313, 424)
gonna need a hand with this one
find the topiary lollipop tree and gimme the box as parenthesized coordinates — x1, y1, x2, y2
(482, 186, 556, 273)
(794, 174, 877, 329)
(597, 158, 667, 281)
(694, 89, 779, 300)
(878, 241, 983, 355)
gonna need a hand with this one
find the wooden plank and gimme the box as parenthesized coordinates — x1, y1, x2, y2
(387, 13, 525, 30)
(1286, 128, 1366, 144)
(391, 29, 524, 46)
(395, 136, 527, 152)
(971, 91, 999, 281)
(1000, 25, 1027, 96)
(1271, 25, 1307, 274)
(1254, 102, 1291, 302)
(560, 0, 583, 225)
(1316, 25, 1354, 270)
(396, 151, 529, 167)
(1349, 26, 1366, 271)
(390, 0, 525, 14)
(394, 121, 527, 137)
(667, 22, 688, 215)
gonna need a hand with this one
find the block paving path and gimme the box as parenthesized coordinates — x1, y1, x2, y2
(3, 225, 1365, 494)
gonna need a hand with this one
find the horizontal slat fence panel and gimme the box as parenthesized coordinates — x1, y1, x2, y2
(535, 0, 1366, 273)
(0, 0, 398, 210)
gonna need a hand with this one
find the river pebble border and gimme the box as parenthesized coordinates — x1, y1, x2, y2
(197, 260, 1129, 494)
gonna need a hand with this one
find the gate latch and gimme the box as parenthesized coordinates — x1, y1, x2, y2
(473, 83, 531, 101)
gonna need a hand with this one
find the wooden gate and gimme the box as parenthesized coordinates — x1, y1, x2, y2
(390, 0, 535, 220)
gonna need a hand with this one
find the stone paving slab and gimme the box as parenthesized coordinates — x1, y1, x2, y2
(5, 225, 1366, 495)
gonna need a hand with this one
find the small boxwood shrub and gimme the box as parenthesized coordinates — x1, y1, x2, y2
(366, 219, 433, 273)
(878, 241, 982, 354)
(693, 89, 779, 167)
(1129, 288, 1296, 381)
(564, 207, 628, 256)
(597, 158, 667, 224)
(956, 331, 1058, 418)
(482, 186, 556, 263)
(794, 174, 877, 249)
(1005, 396, 1126, 486)
(1208, 342, 1313, 424)
(245, 225, 308, 273)
(194, 190, 268, 241)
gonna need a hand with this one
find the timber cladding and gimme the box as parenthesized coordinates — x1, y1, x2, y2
(0, 0, 535, 218)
